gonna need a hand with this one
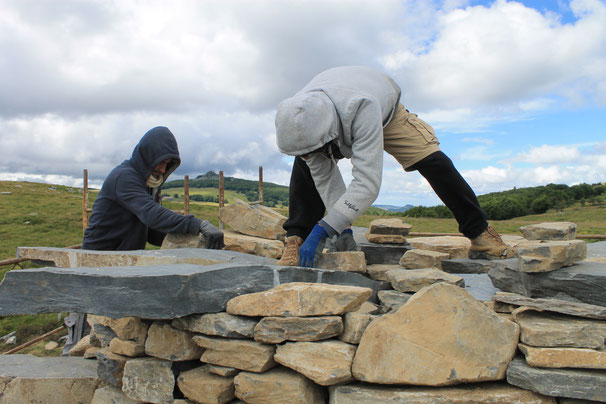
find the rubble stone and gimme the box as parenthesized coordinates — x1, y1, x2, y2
(514, 309, 606, 348)
(386, 268, 464, 292)
(274, 340, 357, 386)
(316, 251, 367, 273)
(366, 264, 400, 281)
(68, 334, 93, 357)
(172, 312, 257, 339)
(520, 222, 577, 241)
(353, 283, 519, 385)
(96, 349, 128, 387)
(253, 316, 342, 344)
(368, 218, 412, 236)
(91, 386, 139, 404)
(399, 249, 449, 269)
(161, 232, 205, 249)
(494, 292, 606, 320)
(518, 240, 587, 272)
(90, 323, 117, 348)
(441, 258, 492, 274)
(329, 382, 556, 403)
(144, 322, 203, 361)
(106, 316, 149, 343)
(407, 236, 470, 259)
(377, 290, 412, 312)
(0, 355, 101, 404)
(122, 357, 175, 404)
(507, 356, 606, 401)
(359, 242, 412, 265)
(488, 260, 606, 307)
(234, 367, 325, 404)
(518, 344, 606, 369)
(218, 199, 286, 240)
(193, 335, 276, 373)
(226, 282, 372, 317)
(339, 312, 376, 344)
(109, 338, 146, 357)
(176, 366, 235, 404)
(223, 231, 284, 259)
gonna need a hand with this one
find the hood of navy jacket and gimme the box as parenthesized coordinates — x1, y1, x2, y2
(130, 126, 181, 185)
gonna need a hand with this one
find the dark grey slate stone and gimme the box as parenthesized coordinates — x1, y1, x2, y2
(441, 258, 492, 274)
(359, 242, 412, 265)
(459, 274, 500, 302)
(506, 356, 606, 401)
(488, 260, 606, 307)
(96, 350, 125, 387)
(89, 323, 117, 348)
(587, 241, 606, 259)
(494, 292, 606, 320)
(0, 354, 98, 378)
(0, 264, 387, 319)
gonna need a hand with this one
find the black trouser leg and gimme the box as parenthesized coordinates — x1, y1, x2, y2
(409, 151, 488, 239)
(283, 157, 326, 239)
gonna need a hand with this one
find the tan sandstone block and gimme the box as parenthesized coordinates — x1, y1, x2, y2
(368, 218, 412, 236)
(399, 249, 449, 269)
(91, 386, 139, 404)
(514, 309, 606, 349)
(177, 366, 235, 404)
(223, 231, 284, 259)
(352, 283, 520, 385)
(218, 199, 286, 240)
(193, 335, 276, 372)
(69, 334, 93, 357)
(234, 367, 325, 404)
(518, 240, 587, 272)
(408, 236, 470, 259)
(107, 317, 149, 343)
(122, 357, 174, 403)
(339, 312, 377, 344)
(274, 340, 357, 386)
(161, 232, 205, 249)
(365, 233, 408, 244)
(253, 316, 342, 344)
(386, 268, 464, 293)
(519, 343, 606, 369)
(520, 222, 577, 241)
(316, 251, 367, 273)
(329, 382, 556, 403)
(366, 264, 401, 281)
(145, 322, 203, 361)
(109, 338, 145, 357)
(226, 282, 372, 317)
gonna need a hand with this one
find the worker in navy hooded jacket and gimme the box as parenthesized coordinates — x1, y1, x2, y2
(274, 66, 515, 268)
(82, 126, 224, 251)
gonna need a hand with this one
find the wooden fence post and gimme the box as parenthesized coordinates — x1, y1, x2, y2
(219, 171, 224, 230)
(184, 175, 190, 215)
(82, 169, 89, 234)
(258, 165, 264, 206)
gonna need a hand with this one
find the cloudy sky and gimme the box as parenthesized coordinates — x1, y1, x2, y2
(1, 0, 605, 207)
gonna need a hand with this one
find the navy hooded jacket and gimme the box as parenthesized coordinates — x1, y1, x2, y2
(82, 127, 202, 251)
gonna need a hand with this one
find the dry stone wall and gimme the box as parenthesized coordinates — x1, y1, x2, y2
(1, 221, 606, 403)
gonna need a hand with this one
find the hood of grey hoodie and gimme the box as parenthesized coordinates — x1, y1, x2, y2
(275, 91, 340, 156)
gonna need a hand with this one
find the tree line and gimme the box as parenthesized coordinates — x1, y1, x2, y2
(402, 183, 606, 220)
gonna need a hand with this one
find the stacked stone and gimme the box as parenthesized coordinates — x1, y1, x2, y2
(162, 198, 288, 258)
(364, 218, 411, 244)
(67, 281, 559, 404)
(486, 222, 606, 402)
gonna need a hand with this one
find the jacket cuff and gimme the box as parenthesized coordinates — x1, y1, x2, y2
(189, 217, 204, 235)
(320, 210, 350, 236)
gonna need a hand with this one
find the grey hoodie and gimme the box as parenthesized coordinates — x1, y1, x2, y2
(275, 66, 401, 234)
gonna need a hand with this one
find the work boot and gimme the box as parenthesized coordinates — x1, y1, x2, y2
(276, 235, 304, 266)
(470, 226, 516, 259)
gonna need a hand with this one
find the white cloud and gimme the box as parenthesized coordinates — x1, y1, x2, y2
(0, 0, 605, 208)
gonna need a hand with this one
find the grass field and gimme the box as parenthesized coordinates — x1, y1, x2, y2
(1, 179, 605, 355)
(163, 186, 250, 204)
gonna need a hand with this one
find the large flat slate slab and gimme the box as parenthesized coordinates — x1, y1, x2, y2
(17, 246, 276, 268)
(507, 356, 606, 401)
(0, 263, 387, 319)
(587, 241, 606, 259)
(0, 354, 99, 378)
(488, 259, 606, 307)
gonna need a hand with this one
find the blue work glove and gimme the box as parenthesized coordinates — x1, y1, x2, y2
(335, 228, 357, 251)
(298, 224, 329, 267)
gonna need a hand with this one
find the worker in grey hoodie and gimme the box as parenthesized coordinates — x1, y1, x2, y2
(275, 66, 514, 267)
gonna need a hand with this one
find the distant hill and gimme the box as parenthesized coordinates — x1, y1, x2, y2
(373, 204, 414, 213)
(164, 171, 289, 207)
